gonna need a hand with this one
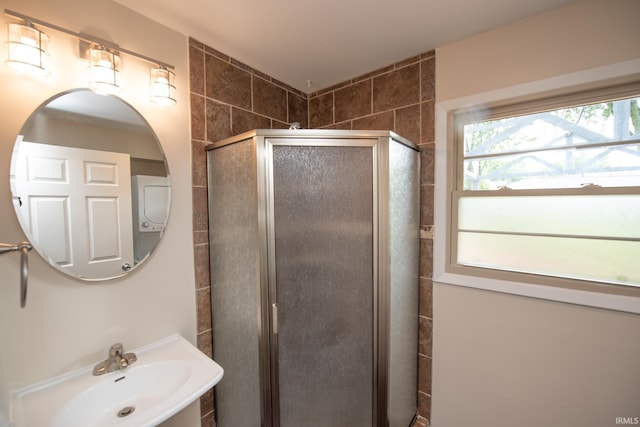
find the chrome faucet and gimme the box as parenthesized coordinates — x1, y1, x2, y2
(92, 343, 137, 376)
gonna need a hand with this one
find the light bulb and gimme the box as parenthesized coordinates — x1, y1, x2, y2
(149, 66, 176, 105)
(5, 22, 49, 76)
(88, 45, 121, 95)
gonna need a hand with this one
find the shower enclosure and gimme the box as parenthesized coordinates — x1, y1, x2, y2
(207, 129, 420, 426)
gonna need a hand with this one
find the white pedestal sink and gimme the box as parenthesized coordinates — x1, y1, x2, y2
(10, 334, 224, 427)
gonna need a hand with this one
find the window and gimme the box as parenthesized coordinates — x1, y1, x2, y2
(449, 83, 640, 293)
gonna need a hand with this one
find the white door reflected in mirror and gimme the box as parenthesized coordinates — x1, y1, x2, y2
(14, 141, 135, 279)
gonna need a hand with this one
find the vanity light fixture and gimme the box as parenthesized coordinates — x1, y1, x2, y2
(149, 66, 176, 105)
(88, 44, 121, 95)
(5, 21, 49, 76)
(4, 8, 177, 106)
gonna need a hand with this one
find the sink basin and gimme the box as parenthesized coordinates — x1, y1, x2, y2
(11, 334, 224, 427)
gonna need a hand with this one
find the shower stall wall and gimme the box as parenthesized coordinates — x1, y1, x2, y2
(207, 129, 420, 427)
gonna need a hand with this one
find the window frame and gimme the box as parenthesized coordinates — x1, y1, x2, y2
(445, 80, 640, 299)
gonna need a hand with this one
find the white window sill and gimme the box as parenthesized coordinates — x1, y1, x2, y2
(432, 269, 640, 314)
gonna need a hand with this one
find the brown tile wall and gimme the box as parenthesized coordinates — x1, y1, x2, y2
(189, 37, 434, 426)
(308, 52, 435, 425)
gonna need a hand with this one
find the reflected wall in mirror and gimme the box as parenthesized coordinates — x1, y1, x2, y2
(9, 89, 171, 281)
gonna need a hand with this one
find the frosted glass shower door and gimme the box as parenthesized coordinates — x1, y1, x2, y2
(270, 143, 375, 427)
(208, 140, 265, 426)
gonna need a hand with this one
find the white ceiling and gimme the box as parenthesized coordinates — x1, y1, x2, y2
(115, 0, 576, 93)
(45, 90, 148, 127)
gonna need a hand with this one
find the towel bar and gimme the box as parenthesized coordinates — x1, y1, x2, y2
(0, 241, 32, 308)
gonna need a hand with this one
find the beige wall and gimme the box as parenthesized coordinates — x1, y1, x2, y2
(0, 0, 198, 426)
(432, 1, 640, 426)
(437, 0, 640, 102)
(23, 114, 163, 161)
(432, 285, 640, 427)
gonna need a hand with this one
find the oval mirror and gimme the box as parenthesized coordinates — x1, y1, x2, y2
(9, 89, 171, 281)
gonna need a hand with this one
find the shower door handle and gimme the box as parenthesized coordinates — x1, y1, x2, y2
(272, 303, 278, 334)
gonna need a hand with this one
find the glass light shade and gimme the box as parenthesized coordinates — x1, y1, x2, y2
(149, 66, 176, 105)
(6, 22, 49, 76)
(89, 45, 121, 95)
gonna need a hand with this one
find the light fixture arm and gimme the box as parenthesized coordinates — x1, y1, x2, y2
(4, 8, 175, 70)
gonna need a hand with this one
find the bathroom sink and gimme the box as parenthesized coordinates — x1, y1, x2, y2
(11, 334, 224, 427)
(52, 360, 192, 427)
